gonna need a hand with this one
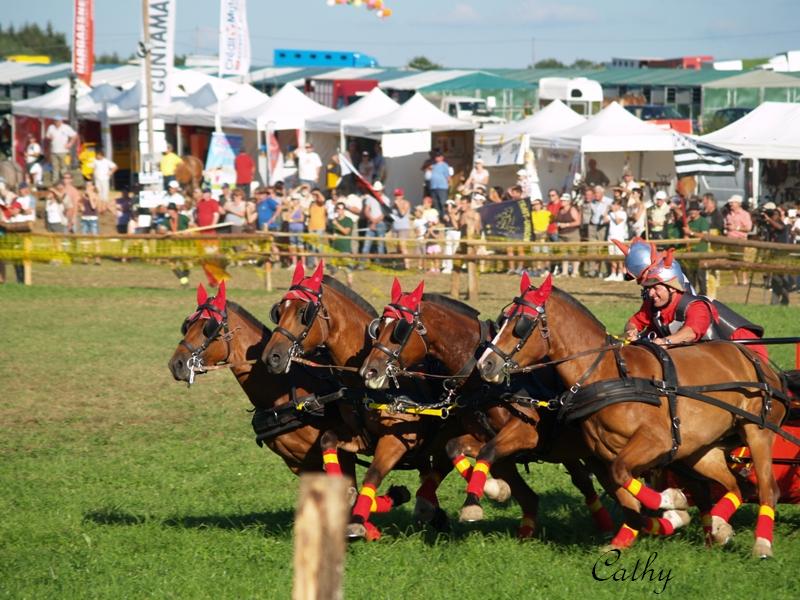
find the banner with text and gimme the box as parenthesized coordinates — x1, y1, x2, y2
(478, 199, 532, 241)
(219, 0, 251, 76)
(142, 0, 176, 107)
(72, 0, 94, 86)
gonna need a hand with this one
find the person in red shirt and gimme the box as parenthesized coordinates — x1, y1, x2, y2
(623, 249, 767, 359)
(234, 147, 255, 193)
(194, 187, 221, 234)
(545, 188, 562, 242)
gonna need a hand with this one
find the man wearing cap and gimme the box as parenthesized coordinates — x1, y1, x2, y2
(464, 158, 489, 192)
(647, 191, 670, 240)
(361, 182, 388, 262)
(390, 188, 412, 269)
(159, 144, 183, 190)
(429, 152, 452, 216)
(195, 187, 221, 233)
(91, 149, 117, 210)
(166, 180, 185, 207)
(45, 116, 78, 183)
(297, 142, 322, 187)
(682, 201, 710, 295)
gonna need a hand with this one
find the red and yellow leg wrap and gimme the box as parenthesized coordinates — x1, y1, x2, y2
(710, 491, 742, 522)
(363, 520, 381, 542)
(352, 483, 377, 522)
(610, 524, 639, 549)
(585, 493, 614, 533)
(466, 460, 491, 498)
(373, 494, 394, 513)
(754, 504, 775, 543)
(518, 514, 536, 539)
(322, 449, 342, 476)
(452, 454, 474, 481)
(623, 478, 663, 510)
(415, 472, 441, 506)
(642, 516, 675, 536)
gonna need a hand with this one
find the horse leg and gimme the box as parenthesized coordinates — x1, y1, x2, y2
(459, 418, 537, 523)
(563, 459, 615, 536)
(413, 447, 453, 528)
(740, 423, 780, 558)
(445, 434, 511, 502)
(486, 459, 540, 539)
(347, 434, 409, 542)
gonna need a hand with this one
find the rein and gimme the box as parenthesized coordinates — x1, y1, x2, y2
(180, 301, 232, 385)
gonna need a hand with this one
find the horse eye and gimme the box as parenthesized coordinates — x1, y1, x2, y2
(203, 320, 218, 338)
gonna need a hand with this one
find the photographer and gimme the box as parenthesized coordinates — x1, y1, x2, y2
(757, 201, 792, 305)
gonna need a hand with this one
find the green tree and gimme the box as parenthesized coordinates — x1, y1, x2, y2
(0, 21, 70, 62)
(571, 58, 601, 69)
(407, 55, 442, 71)
(533, 58, 565, 69)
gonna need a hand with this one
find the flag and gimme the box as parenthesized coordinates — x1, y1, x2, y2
(201, 258, 231, 287)
(672, 132, 740, 177)
(219, 0, 251, 76)
(142, 0, 176, 108)
(337, 151, 391, 212)
(73, 0, 94, 86)
(478, 199, 532, 241)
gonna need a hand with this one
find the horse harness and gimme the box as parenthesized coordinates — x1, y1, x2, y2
(269, 283, 327, 359)
(179, 301, 233, 385)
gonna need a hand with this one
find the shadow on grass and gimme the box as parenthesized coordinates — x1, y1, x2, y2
(84, 507, 295, 537)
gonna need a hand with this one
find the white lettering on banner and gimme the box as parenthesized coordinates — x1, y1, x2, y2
(73, 0, 93, 84)
(142, 0, 175, 107)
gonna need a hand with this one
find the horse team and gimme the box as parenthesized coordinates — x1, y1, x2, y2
(169, 261, 799, 558)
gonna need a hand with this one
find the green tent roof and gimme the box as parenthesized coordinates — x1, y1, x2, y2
(417, 71, 534, 92)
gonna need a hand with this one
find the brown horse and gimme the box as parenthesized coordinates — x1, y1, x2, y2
(167, 282, 409, 517)
(261, 262, 506, 540)
(174, 155, 204, 191)
(359, 278, 616, 538)
(477, 273, 789, 557)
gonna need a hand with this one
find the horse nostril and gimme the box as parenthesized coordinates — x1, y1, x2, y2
(175, 359, 184, 371)
(366, 368, 377, 381)
(484, 359, 495, 373)
(269, 353, 282, 367)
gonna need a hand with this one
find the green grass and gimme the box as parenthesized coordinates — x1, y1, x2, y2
(2, 266, 800, 599)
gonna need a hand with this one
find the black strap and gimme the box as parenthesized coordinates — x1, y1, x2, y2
(637, 339, 682, 463)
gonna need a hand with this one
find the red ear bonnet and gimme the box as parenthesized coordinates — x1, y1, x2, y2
(530, 272, 553, 306)
(611, 239, 630, 256)
(197, 283, 208, 306)
(384, 280, 424, 323)
(519, 271, 531, 294)
(212, 280, 226, 311)
(290, 261, 305, 286)
(391, 277, 402, 304)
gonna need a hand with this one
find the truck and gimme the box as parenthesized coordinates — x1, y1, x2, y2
(440, 96, 506, 126)
(273, 49, 379, 68)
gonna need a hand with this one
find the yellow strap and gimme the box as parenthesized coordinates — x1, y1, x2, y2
(625, 479, 643, 495)
(587, 498, 603, 513)
(474, 461, 490, 475)
(621, 523, 640, 538)
(454, 458, 471, 474)
(759, 505, 775, 520)
(367, 402, 446, 417)
(723, 492, 742, 510)
(360, 485, 377, 512)
(322, 452, 339, 464)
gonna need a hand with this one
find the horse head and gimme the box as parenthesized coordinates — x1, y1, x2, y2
(360, 278, 426, 389)
(478, 272, 553, 382)
(261, 261, 327, 373)
(169, 281, 229, 383)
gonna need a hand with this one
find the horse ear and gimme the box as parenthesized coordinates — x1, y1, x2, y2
(611, 239, 630, 256)
(197, 283, 208, 306)
(410, 281, 424, 304)
(649, 242, 658, 263)
(520, 270, 531, 293)
(663, 248, 674, 267)
(531, 273, 553, 305)
(391, 277, 402, 303)
(310, 260, 324, 287)
(291, 261, 305, 286)
(213, 280, 226, 309)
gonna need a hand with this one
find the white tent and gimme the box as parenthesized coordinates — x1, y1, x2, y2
(701, 102, 800, 160)
(244, 84, 333, 131)
(305, 87, 399, 135)
(12, 81, 91, 118)
(350, 92, 475, 138)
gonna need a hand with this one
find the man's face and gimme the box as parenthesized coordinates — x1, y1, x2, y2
(202, 192, 211, 200)
(63, 174, 73, 186)
(423, 197, 432, 207)
(594, 186, 604, 198)
(646, 284, 672, 309)
(585, 190, 595, 202)
(548, 190, 559, 203)
(688, 209, 700, 221)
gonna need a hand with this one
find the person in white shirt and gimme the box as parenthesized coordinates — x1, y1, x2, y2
(605, 197, 629, 281)
(166, 180, 186, 207)
(24, 135, 43, 187)
(91, 149, 117, 209)
(297, 142, 322, 186)
(12, 183, 36, 223)
(45, 116, 77, 183)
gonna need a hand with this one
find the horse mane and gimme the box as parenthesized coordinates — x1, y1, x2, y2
(422, 293, 481, 320)
(322, 275, 379, 318)
(551, 287, 607, 333)
(226, 300, 271, 340)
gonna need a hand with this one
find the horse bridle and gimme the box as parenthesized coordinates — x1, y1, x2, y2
(368, 303, 428, 385)
(179, 301, 232, 386)
(270, 284, 328, 359)
(484, 292, 551, 375)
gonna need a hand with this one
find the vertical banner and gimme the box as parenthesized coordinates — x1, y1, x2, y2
(73, 0, 94, 86)
(219, 0, 251, 76)
(143, 0, 176, 108)
(205, 131, 243, 197)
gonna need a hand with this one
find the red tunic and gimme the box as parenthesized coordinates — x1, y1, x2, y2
(629, 292, 713, 341)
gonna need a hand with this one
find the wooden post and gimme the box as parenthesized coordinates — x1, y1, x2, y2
(23, 234, 32, 285)
(449, 269, 459, 298)
(265, 260, 272, 292)
(796, 343, 800, 370)
(467, 245, 478, 302)
(292, 474, 348, 600)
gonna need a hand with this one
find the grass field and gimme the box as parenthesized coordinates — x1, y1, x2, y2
(2, 263, 800, 599)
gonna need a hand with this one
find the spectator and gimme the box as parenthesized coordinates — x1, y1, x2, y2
(361, 184, 387, 262)
(167, 202, 190, 233)
(587, 185, 611, 277)
(45, 116, 78, 183)
(545, 188, 562, 242)
(515, 169, 533, 200)
(463, 158, 490, 192)
(702, 193, 724, 235)
(297, 142, 323, 187)
(682, 200, 710, 295)
(166, 180, 185, 207)
(504, 185, 523, 202)
(429, 152, 452, 216)
(78, 181, 101, 234)
(234, 147, 255, 193)
(286, 194, 306, 267)
(724, 194, 753, 285)
(282, 148, 298, 188)
(357, 150, 374, 183)
(222, 188, 247, 234)
(443, 198, 461, 274)
(219, 183, 233, 208)
(605, 196, 628, 281)
(372, 143, 386, 184)
(488, 186, 503, 204)
(325, 154, 341, 193)
(24, 134, 43, 187)
(13, 183, 36, 225)
(555, 193, 581, 278)
(153, 204, 170, 233)
(620, 169, 637, 193)
(420, 195, 440, 225)
(256, 187, 281, 232)
(195, 187, 221, 234)
(114, 188, 134, 234)
(584, 158, 609, 188)
(626, 186, 646, 238)
(531, 197, 551, 276)
(391, 188, 412, 269)
(307, 189, 328, 266)
(424, 215, 443, 273)
(159, 144, 182, 190)
(91, 149, 117, 211)
(44, 188, 67, 233)
(647, 190, 670, 240)
(329, 201, 355, 285)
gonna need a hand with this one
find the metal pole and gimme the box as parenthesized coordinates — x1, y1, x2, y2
(142, 0, 155, 173)
(68, 73, 79, 166)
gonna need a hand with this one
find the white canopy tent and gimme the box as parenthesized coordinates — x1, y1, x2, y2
(702, 102, 800, 203)
(12, 81, 91, 119)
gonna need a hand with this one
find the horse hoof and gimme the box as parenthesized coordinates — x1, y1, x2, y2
(413, 497, 437, 523)
(459, 504, 484, 523)
(663, 509, 691, 531)
(752, 537, 773, 559)
(518, 523, 536, 539)
(430, 507, 450, 533)
(346, 522, 366, 541)
(346, 487, 358, 508)
(387, 485, 411, 507)
(661, 488, 689, 510)
(711, 516, 734, 546)
(484, 478, 512, 503)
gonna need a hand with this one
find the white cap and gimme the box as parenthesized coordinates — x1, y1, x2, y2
(654, 190, 668, 201)
(762, 201, 777, 210)
(728, 194, 743, 204)
(168, 180, 180, 189)
(516, 169, 527, 176)
(373, 181, 384, 191)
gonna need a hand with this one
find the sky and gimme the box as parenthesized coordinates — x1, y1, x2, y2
(3, 0, 800, 69)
